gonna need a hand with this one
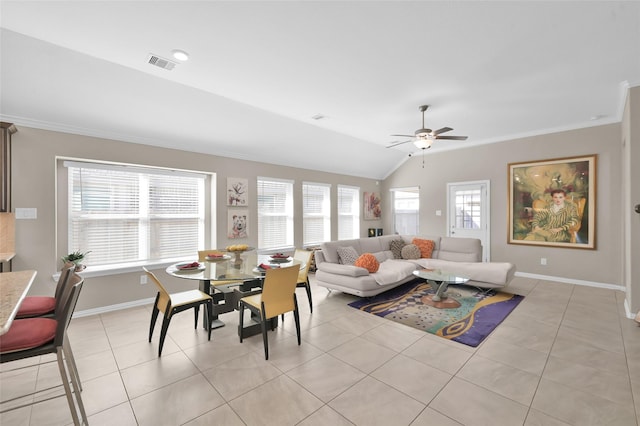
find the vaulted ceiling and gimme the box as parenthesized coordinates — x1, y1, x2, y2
(1, 1, 639, 179)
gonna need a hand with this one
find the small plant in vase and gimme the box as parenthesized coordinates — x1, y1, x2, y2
(62, 250, 91, 272)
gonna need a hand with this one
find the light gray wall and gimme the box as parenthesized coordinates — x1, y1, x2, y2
(11, 127, 382, 310)
(10, 109, 638, 314)
(382, 123, 624, 286)
(624, 86, 640, 312)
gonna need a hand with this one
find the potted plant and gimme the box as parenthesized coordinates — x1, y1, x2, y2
(62, 250, 91, 271)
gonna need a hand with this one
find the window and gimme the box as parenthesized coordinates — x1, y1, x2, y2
(455, 188, 482, 229)
(257, 177, 294, 250)
(337, 185, 360, 240)
(391, 187, 419, 235)
(302, 182, 331, 246)
(65, 161, 206, 268)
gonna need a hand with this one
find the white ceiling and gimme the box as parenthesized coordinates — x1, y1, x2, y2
(1, 1, 639, 180)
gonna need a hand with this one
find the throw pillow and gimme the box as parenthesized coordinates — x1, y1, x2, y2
(354, 253, 380, 273)
(412, 238, 435, 258)
(336, 246, 359, 265)
(401, 244, 421, 260)
(389, 239, 406, 259)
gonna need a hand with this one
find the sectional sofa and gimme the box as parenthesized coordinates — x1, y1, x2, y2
(314, 235, 516, 297)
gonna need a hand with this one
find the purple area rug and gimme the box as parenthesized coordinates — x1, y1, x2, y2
(348, 280, 524, 347)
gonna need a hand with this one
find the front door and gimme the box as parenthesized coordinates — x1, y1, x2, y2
(447, 180, 490, 261)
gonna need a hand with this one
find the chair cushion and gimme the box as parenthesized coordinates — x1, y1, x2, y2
(412, 238, 435, 258)
(354, 253, 380, 273)
(0, 318, 57, 354)
(336, 246, 359, 265)
(16, 296, 56, 318)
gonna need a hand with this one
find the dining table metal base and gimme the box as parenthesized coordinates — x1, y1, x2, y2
(238, 316, 277, 339)
(200, 278, 264, 333)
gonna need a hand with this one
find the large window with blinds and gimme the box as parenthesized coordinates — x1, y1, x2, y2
(337, 185, 360, 240)
(302, 182, 331, 246)
(391, 187, 419, 235)
(65, 161, 206, 268)
(257, 177, 294, 250)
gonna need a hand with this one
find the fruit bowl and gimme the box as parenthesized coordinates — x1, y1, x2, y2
(224, 245, 255, 262)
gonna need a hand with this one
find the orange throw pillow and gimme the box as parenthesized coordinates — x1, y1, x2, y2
(412, 238, 435, 258)
(354, 253, 380, 273)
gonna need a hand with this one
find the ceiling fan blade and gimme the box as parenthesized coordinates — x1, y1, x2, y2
(435, 135, 468, 141)
(386, 140, 412, 148)
(432, 127, 453, 136)
(390, 134, 415, 138)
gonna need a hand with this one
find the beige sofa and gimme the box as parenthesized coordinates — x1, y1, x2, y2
(314, 235, 516, 297)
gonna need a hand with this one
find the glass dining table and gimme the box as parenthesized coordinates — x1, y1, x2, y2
(165, 250, 303, 337)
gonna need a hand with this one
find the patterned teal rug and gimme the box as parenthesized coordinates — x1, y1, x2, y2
(348, 280, 523, 347)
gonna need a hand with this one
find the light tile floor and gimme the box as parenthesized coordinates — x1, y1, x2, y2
(1, 275, 639, 425)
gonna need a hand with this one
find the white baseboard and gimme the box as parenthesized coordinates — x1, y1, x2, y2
(515, 271, 640, 320)
(73, 297, 155, 318)
(514, 271, 625, 291)
(623, 298, 639, 321)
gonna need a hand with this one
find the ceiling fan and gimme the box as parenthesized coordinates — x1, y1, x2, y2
(386, 105, 468, 150)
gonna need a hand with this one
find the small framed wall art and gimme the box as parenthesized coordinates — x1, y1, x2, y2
(227, 178, 248, 206)
(227, 209, 248, 239)
(364, 192, 381, 220)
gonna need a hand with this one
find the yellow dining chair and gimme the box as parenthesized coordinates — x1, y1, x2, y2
(238, 265, 301, 360)
(143, 267, 213, 356)
(293, 248, 314, 313)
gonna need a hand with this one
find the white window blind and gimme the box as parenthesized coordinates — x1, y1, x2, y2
(337, 185, 360, 240)
(257, 177, 294, 250)
(302, 182, 331, 246)
(65, 161, 205, 267)
(391, 187, 420, 235)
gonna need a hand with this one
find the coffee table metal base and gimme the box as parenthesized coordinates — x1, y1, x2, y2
(421, 294, 461, 309)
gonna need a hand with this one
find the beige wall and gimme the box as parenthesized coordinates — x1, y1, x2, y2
(383, 123, 624, 286)
(10, 107, 638, 315)
(624, 86, 640, 313)
(11, 127, 382, 311)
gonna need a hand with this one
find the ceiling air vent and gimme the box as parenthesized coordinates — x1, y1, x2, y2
(147, 54, 177, 71)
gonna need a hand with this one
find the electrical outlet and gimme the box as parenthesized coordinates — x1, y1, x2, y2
(140, 275, 148, 285)
(540, 258, 547, 266)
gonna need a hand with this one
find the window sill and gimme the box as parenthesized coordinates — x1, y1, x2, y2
(51, 259, 189, 282)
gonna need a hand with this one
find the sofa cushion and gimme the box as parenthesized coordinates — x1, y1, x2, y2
(337, 246, 359, 265)
(438, 237, 482, 262)
(317, 262, 370, 277)
(371, 260, 417, 285)
(354, 253, 380, 273)
(360, 237, 384, 254)
(389, 239, 406, 259)
(373, 251, 393, 263)
(321, 239, 361, 264)
(401, 244, 421, 259)
(412, 238, 435, 258)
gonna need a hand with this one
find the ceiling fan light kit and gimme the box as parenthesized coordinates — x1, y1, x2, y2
(413, 139, 432, 150)
(387, 104, 468, 150)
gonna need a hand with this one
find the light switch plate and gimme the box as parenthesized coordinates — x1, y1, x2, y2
(15, 208, 37, 219)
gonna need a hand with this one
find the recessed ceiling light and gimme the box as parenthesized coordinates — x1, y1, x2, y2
(311, 114, 325, 120)
(172, 49, 189, 62)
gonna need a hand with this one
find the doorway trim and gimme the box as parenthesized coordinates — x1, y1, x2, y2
(446, 180, 491, 262)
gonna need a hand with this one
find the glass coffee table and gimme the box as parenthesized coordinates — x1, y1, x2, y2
(413, 268, 470, 309)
